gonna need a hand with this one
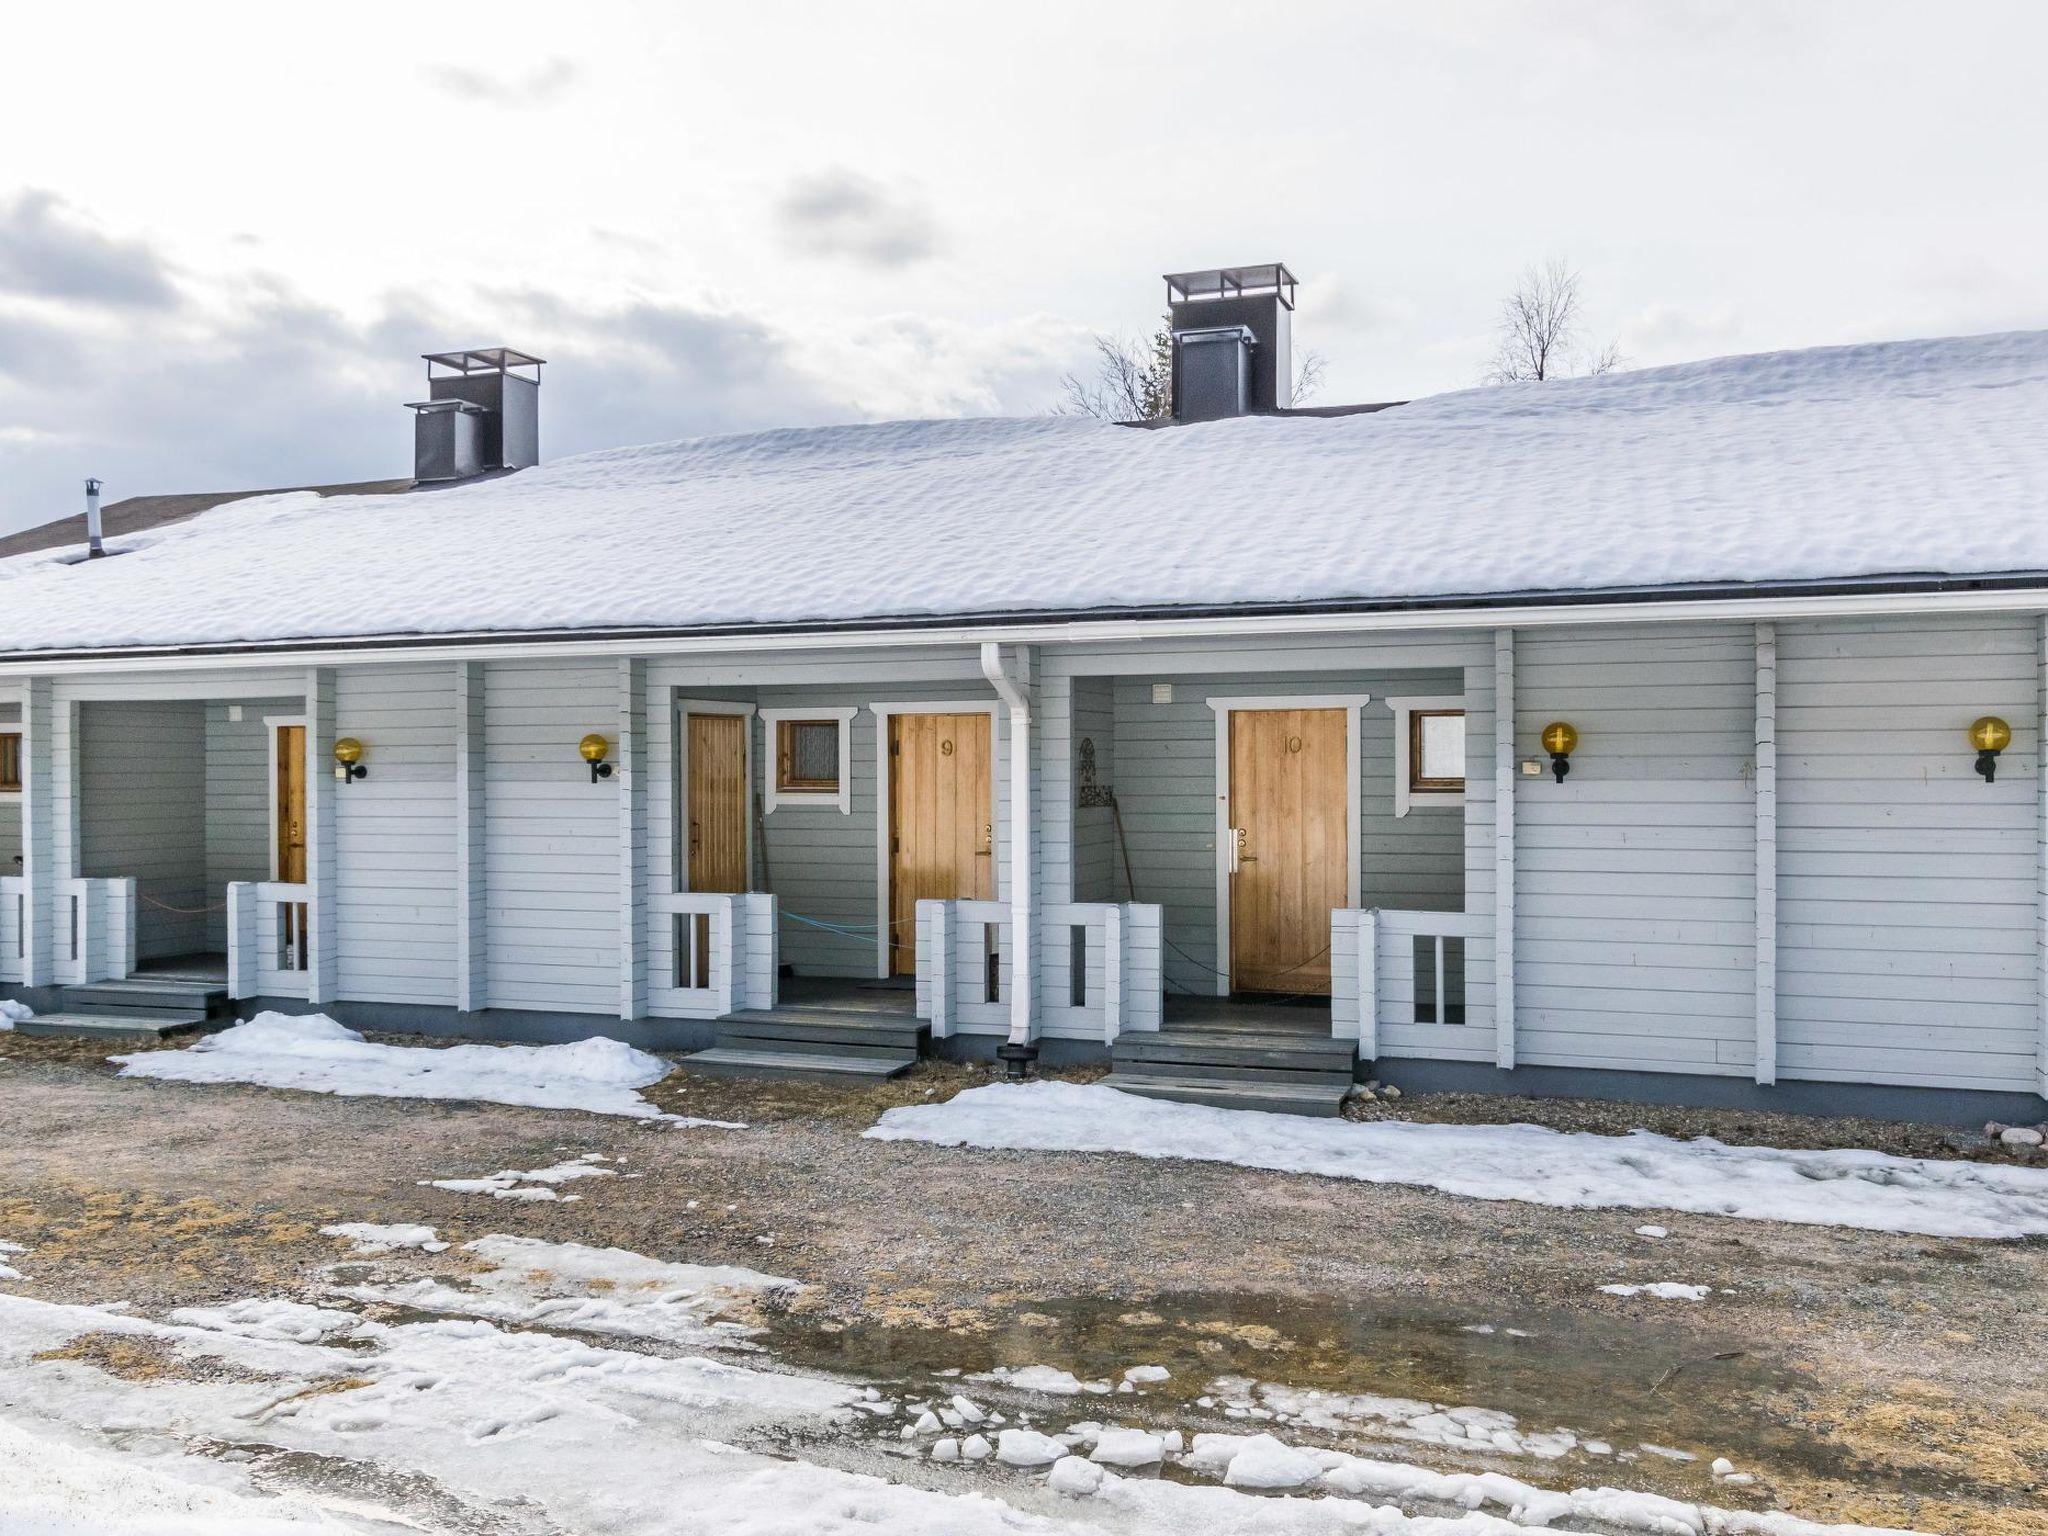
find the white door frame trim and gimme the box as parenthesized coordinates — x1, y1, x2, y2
(263, 714, 308, 883)
(867, 700, 1001, 980)
(673, 698, 755, 895)
(1206, 694, 1369, 998)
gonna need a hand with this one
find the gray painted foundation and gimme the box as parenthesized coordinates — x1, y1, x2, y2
(10, 983, 2034, 1128)
(1374, 1058, 2040, 1130)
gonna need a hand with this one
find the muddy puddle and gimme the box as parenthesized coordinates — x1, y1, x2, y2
(761, 1287, 1937, 1505)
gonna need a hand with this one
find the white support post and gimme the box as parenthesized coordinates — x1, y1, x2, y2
(21, 679, 54, 988)
(2038, 616, 2048, 1100)
(454, 662, 486, 1013)
(305, 667, 338, 1006)
(1101, 904, 1122, 1045)
(226, 883, 257, 999)
(619, 658, 648, 1022)
(1755, 622, 1779, 1086)
(1492, 628, 1516, 1070)
(980, 642, 1036, 1046)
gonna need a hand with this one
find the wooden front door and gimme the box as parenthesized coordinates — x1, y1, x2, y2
(888, 712, 992, 975)
(274, 724, 308, 967)
(687, 713, 749, 893)
(1227, 707, 1348, 996)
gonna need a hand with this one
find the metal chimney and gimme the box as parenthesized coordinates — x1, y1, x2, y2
(1164, 265, 1296, 421)
(407, 347, 543, 483)
(84, 477, 105, 558)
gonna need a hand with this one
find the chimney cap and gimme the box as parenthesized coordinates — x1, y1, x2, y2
(423, 347, 546, 377)
(1164, 264, 1297, 309)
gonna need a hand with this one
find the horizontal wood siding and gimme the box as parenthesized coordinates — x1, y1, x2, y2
(78, 701, 207, 960)
(486, 658, 620, 1013)
(646, 649, 1002, 986)
(335, 665, 458, 1006)
(1514, 625, 1758, 1076)
(204, 703, 291, 953)
(1105, 669, 1466, 999)
(1072, 677, 1117, 903)
(1776, 616, 2038, 1092)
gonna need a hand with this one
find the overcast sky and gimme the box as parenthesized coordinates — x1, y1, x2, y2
(0, 0, 2042, 532)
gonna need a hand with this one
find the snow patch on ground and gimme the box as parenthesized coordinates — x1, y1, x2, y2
(423, 1152, 620, 1201)
(109, 1012, 725, 1123)
(320, 1222, 448, 1254)
(0, 1415, 343, 1533)
(969, 1363, 1111, 1396)
(1600, 1282, 1713, 1301)
(0, 998, 32, 1031)
(0, 1238, 28, 1284)
(868, 1083, 2048, 1238)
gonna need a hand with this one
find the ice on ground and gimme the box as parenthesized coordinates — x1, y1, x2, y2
(995, 1428, 1069, 1466)
(0, 1238, 26, 1283)
(1635, 1225, 1670, 1238)
(970, 1363, 1111, 1396)
(1600, 1282, 1712, 1301)
(328, 1233, 798, 1351)
(321, 1222, 448, 1254)
(0, 999, 32, 1030)
(1090, 1428, 1170, 1466)
(1227, 1377, 1582, 1462)
(1122, 1364, 1170, 1384)
(7, 331, 2048, 654)
(109, 1012, 729, 1123)
(868, 1083, 2048, 1239)
(0, 1257, 1934, 1536)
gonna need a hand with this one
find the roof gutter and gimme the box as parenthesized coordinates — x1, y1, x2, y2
(3, 571, 2048, 676)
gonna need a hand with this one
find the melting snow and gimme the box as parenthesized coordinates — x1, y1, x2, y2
(109, 1012, 731, 1123)
(867, 1083, 2048, 1238)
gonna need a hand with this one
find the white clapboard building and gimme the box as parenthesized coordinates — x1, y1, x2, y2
(1, 267, 2044, 1124)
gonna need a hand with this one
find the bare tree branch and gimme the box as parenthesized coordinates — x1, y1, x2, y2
(1485, 259, 1624, 384)
(1292, 347, 1329, 406)
(1055, 317, 1173, 421)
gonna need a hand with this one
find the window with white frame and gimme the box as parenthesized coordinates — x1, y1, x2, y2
(758, 707, 856, 813)
(1386, 697, 1464, 815)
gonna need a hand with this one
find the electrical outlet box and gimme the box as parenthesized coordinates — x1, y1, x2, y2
(1520, 757, 1543, 776)
(1152, 683, 1174, 704)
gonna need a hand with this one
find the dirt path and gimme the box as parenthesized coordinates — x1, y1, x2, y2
(1, 1039, 2042, 1533)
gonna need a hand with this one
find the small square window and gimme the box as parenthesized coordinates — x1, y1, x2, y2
(0, 732, 19, 793)
(1409, 710, 1464, 793)
(776, 719, 841, 793)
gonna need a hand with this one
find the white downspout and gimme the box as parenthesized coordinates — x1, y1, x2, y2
(979, 641, 1034, 1048)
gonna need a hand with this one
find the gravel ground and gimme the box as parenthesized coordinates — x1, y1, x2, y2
(0, 1034, 2043, 1533)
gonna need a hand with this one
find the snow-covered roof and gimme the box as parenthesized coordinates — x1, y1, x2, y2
(3, 329, 2045, 655)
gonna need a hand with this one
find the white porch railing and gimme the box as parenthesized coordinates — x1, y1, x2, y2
(649, 891, 777, 1020)
(227, 881, 313, 1000)
(0, 876, 23, 984)
(1043, 901, 1164, 1044)
(56, 877, 137, 986)
(1332, 907, 1486, 1059)
(916, 899, 1163, 1043)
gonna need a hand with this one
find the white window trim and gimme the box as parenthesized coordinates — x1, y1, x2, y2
(1386, 695, 1467, 817)
(868, 700, 1001, 981)
(758, 706, 856, 814)
(674, 699, 756, 894)
(1205, 694, 1369, 1000)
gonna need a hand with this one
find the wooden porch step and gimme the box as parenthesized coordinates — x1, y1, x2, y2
(1114, 1030, 1353, 1073)
(1100, 1072, 1349, 1119)
(16, 1011, 215, 1041)
(717, 1009, 923, 1052)
(1110, 1058, 1352, 1090)
(60, 979, 230, 1018)
(684, 1046, 914, 1081)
